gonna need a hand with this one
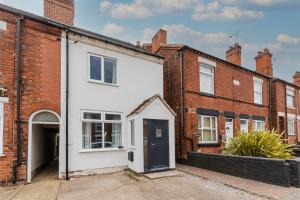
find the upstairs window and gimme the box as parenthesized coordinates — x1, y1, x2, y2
(286, 88, 294, 108)
(253, 79, 263, 104)
(89, 54, 117, 85)
(82, 111, 122, 150)
(200, 63, 214, 94)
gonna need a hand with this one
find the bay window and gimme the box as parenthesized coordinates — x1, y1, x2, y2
(82, 111, 122, 150)
(198, 115, 218, 143)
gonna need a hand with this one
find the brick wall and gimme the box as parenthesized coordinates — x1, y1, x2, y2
(158, 46, 271, 159)
(44, 0, 74, 25)
(0, 11, 61, 183)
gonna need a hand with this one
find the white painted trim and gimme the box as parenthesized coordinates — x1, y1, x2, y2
(286, 85, 295, 92)
(253, 77, 263, 82)
(278, 112, 285, 117)
(287, 113, 296, 119)
(78, 148, 125, 153)
(297, 116, 300, 120)
(27, 109, 61, 183)
(198, 57, 216, 67)
(0, 97, 9, 103)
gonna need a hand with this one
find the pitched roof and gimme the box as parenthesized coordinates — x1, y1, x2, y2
(0, 3, 164, 60)
(127, 94, 176, 117)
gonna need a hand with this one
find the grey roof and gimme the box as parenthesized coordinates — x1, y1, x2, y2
(0, 3, 163, 59)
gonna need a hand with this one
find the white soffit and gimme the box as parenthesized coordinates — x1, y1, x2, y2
(278, 112, 285, 117)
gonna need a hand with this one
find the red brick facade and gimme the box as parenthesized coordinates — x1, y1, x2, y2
(0, 7, 63, 183)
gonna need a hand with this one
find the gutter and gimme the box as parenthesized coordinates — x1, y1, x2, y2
(65, 31, 69, 180)
(12, 16, 23, 184)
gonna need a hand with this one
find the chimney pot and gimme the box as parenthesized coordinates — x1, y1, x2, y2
(226, 43, 241, 65)
(293, 71, 300, 86)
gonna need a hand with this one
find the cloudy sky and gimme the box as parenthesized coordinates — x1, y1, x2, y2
(1, 0, 300, 82)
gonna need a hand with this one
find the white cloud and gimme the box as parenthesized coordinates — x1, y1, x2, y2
(192, 1, 264, 21)
(100, 1, 112, 11)
(101, 0, 194, 19)
(102, 22, 125, 36)
(276, 34, 300, 45)
(143, 24, 230, 46)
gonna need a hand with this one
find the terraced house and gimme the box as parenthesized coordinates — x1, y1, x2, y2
(0, 0, 176, 184)
(144, 29, 299, 159)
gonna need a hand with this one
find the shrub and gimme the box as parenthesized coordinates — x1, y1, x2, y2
(223, 129, 295, 160)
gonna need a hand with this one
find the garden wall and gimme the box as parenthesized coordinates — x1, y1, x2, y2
(187, 152, 300, 187)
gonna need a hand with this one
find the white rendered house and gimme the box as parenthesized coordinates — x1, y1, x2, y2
(59, 32, 176, 178)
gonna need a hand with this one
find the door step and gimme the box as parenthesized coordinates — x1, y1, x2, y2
(144, 170, 182, 180)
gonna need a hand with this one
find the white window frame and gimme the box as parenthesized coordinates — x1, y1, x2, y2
(198, 115, 218, 144)
(287, 117, 295, 135)
(81, 110, 122, 150)
(88, 53, 118, 86)
(240, 119, 248, 133)
(253, 120, 265, 131)
(286, 88, 294, 109)
(253, 78, 263, 105)
(199, 63, 215, 94)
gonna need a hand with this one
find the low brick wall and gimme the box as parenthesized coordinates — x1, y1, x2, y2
(187, 152, 298, 187)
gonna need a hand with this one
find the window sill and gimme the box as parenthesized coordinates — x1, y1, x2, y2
(199, 92, 217, 98)
(88, 80, 119, 87)
(79, 148, 125, 153)
(253, 103, 263, 107)
(287, 107, 295, 110)
(198, 143, 220, 147)
(0, 154, 6, 157)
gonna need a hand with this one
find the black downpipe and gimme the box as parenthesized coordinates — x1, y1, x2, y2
(13, 16, 23, 184)
(269, 79, 272, 129)
(179, 52, 183, 158)
(284, 85, 288, 143)
(65, 32, 70, 180)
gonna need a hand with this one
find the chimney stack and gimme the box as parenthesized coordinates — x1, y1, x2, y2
(293, 71, 300, 86)
(151, 29, 167, 53)
(255, 48, 273, 77)
(226, 43, 242, 66)
(44, 0, 75, 26)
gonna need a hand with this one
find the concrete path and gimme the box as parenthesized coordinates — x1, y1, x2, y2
(0, 159, 61, 200)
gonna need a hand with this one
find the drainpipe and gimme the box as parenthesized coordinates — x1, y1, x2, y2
(65, 31, 70, 180)
(269, 79, 272, 129)
(179, 51, 183, 158)
(12, 16, 24, 184)
(284, 85, 288, 143)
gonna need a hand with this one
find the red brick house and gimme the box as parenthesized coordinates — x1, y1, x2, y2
(144, 30, 272, 159)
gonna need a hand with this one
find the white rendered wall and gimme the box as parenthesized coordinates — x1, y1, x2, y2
(60, 37, 164, 174)
(128, 98, 175, 173)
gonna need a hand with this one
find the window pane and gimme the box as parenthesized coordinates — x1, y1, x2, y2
(287, 95, 294, 107)
(104, 59, 117, 84)
(90, 56, 101, 81)
(240, 120, 248, 133)
(200, 73, 213, 93)
(203, 117, 211, 128)
(212, 117, 216, 128)
(211, 130, 217, 141)
(288, 119, 295, 135)
(105, 114, 121, 121)
(198, 117, 202, 128)
(200, 65, 213, 74)
(104, 123, 121, 148)
(198, 130, 202, 142)
(83, 112, 101, 120)
(203, 130, 212, 141)
(254, 92, 262, 104)
(82, 122, 103, 149)
(130, 120, 135, 146)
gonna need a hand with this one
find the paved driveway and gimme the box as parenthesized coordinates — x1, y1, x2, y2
(1, 170, 257, 200)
